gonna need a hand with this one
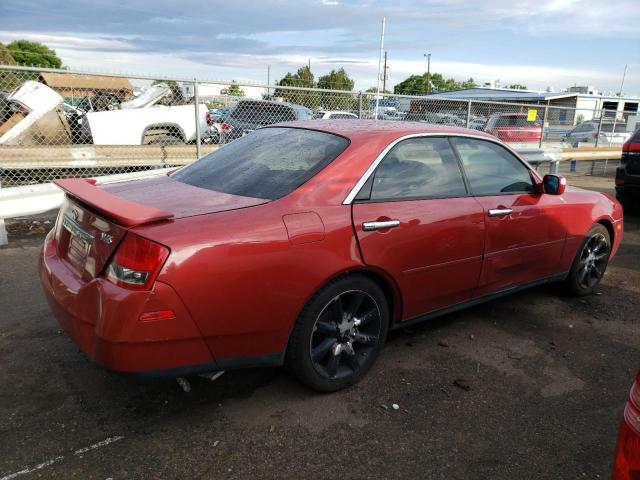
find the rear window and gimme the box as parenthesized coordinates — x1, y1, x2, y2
(171, 127, 349, 200)
(231, 101, 297, 124)
(495, 115, 541, 127)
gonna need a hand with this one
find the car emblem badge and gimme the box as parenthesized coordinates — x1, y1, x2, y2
(100, 232, 113, 244)
(71, 209, 80, 221)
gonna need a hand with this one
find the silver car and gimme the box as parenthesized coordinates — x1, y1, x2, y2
(563, 121, 632, 147)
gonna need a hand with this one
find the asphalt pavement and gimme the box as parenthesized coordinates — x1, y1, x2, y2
(0, 174, 638, 479)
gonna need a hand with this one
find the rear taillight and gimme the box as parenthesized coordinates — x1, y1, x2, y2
(221, 122, 233, 132)
(105, 233, 169, 290)
(616, 178, 626, 186)
(613, 376, 640, 480)
(205, 111, 213, 126)
(623, 142, 640, 153)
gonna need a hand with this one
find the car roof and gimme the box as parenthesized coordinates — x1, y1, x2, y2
(272, 119, 497, 142)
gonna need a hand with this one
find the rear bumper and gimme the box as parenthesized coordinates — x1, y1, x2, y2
(39, 235, 216, 376)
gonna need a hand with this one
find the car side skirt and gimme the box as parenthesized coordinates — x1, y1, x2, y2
(392, 272, 568, 330)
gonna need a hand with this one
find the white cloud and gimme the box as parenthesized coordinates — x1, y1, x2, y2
(0, 31, 135, 50)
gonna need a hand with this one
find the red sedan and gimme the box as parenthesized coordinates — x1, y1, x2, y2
(40, 121, 623, 391)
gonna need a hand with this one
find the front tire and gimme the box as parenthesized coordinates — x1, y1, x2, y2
(564, 224, 611, 296)
(286, 275, 389, 392)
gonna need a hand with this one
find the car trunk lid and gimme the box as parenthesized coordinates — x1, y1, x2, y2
(53, 176, 268, 280)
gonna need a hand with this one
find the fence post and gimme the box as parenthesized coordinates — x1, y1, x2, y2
(0, 181, 7, 246)
(466, 100, 472, 129)
(358, 92, 363, 119)
(539, 105, 548, 148)
(595, 110, 605, 148)
(193, 79, 202, 160)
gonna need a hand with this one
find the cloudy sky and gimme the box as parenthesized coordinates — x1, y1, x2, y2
(0, 0, 638, 94)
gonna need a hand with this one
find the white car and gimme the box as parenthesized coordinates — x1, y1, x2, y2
(563, 121, 632, 147)
(312, 110, 358, 120)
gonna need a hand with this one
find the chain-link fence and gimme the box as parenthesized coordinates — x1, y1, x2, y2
(1, 64, 637, 187)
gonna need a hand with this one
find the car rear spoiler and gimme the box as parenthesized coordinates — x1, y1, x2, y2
(53, 178, 174, 227)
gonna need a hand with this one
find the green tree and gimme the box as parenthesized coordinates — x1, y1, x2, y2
(0, 42, 16, 65)
(507, 84, 528, 90)
(394, 72, 478, 95)
(0, 42, 20, 91)
(221, 83, 245, 96)
(317, 68, 354, 110)
(366, 86, 392, 94)
(393, 74, 427, 95)
(7, 40, 63, 68)
(274, 65, 320, 109)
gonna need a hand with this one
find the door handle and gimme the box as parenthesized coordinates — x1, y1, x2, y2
(362, 219, 400, 231)
(488, 208, 513, 217)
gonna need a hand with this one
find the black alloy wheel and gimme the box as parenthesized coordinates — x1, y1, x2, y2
(286, 275, 389, 392)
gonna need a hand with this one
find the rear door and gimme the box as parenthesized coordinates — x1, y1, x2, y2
(450, 137, 567, 296)
(351, 137, 485, 320)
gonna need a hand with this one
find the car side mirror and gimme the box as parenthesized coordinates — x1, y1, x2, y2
(543, 174, 566, 195)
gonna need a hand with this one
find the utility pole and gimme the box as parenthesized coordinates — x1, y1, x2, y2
(424, 53, 431, 95)
(267, 64, 270, 98)
(382, 51, 388, 94)
(375, 17, 386, 120)
(618, 64, 628, 97)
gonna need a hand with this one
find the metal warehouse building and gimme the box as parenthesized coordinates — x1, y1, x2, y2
(429, 87, 640, 125)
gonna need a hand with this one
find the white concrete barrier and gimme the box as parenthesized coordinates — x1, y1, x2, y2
(0, 168, 169, 245)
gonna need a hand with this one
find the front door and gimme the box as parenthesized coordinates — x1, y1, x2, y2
(450, 137, 567, 296)
(351, 137, 485, 320)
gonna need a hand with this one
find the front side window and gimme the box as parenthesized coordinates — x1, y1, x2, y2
(452, 138, 535, 195)
(362, 137, 467, 201)
(172, 127, 349, 200)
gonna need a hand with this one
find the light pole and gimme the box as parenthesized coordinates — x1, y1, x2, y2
(424, 53, 431, 95)
(618, 64, 628, 97)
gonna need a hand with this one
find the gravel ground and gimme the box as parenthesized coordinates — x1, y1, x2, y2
(0, 174, 638, 480)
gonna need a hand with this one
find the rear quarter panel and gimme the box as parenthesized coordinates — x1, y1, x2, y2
(136, 201, 364, 362)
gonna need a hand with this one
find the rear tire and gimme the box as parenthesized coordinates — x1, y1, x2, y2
(564, 224, 611, 296)
(286, 275, 389, 392)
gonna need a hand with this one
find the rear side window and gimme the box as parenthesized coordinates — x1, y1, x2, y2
(363, 137, 467, 201)
(231, 102, 296, 123)
(171, 127, 349, 200)
(452, 138, 535, 195)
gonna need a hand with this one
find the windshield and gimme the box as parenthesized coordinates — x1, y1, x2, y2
(171, 127, 350, 200)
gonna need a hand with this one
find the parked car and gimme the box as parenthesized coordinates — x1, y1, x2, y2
(405, 111, 465, 127)
(563, 120, 632, 147)
(220, 99, 313, 141)
(615, 129, 640, 212)
(468, 115, 487, 130)
(41, 121, 623, 392)
(612, 372, 640, 479)
(312, 110, 358, 120)
(484, 112, 542, 143)
(209, 107, 232, 123)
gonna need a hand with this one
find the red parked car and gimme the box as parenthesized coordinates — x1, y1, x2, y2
(484, 112, 543, 143)
(40, 121, 623, 391)
(613, 373, 640, 479)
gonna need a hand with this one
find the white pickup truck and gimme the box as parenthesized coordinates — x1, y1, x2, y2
(0, 81, 211, 146)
